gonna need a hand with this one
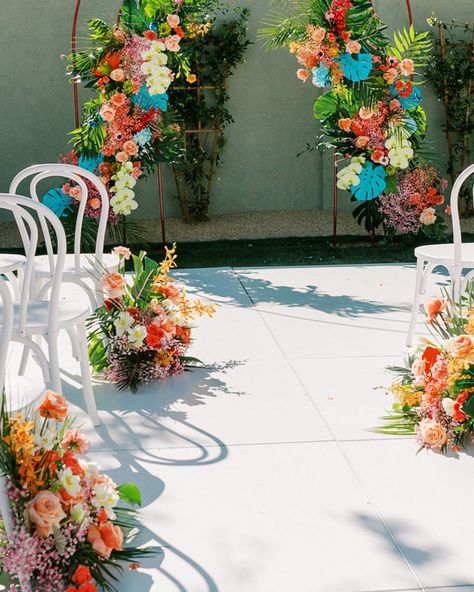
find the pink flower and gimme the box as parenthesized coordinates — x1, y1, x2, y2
(61, 429, 89, 455)
(389, 99, 401, 111)
(346, 41, 361, 54)
(297, 69, 309, 82)
(400, 58, 414, 77)
(100, 104, 116, 122)
(116, 151, 129, 163)
(101, 272, 127, 298)
(28, 491, 66, 537)
(110, 68, 125, 82)
(167, 14, 180, 28)
(165, 35, 181, 52)
(112, 246, 132, 260)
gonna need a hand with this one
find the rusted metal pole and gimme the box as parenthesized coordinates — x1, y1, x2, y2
(157, 164, 167, 246)
(72, 0, 82, 128)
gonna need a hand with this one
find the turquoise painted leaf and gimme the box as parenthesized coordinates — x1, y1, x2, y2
(351, 163, 387, 202)
(337, 53, 373, 82)
(78, 154, 103, 173)
(390, 84, 422, 110)
(132, 84, 168, 112)
(42, 188, 73, 218)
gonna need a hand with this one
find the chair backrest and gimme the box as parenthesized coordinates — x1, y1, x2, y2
(450, 164, 474, 293)
(0, 194, 66, 336)
(9, 164, 110, 274)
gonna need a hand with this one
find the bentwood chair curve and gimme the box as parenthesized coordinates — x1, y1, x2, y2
(406, 163, 474, 346)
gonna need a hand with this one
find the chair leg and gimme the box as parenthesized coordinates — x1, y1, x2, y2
(76, 322, 100, 426)
(407, 258, 425, 348)
(66, 327, 80, 360)
(48, 331, 62, 393)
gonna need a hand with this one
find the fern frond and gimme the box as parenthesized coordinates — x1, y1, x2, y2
(390, 25, 433, 67)
(259, 9, 309, 49)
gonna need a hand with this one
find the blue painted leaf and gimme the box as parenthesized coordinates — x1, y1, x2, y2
(78, 153, 104, 173)
(390, 84, 422, 110)
(351, 162, 387, 201)
(337, 52, 373, 82)
(402, 116, 417, 133)
(311, 66, 330, 88)
(132, 84, 168, 112)
(42, 188, 73, 218)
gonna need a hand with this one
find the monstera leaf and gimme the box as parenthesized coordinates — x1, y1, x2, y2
(132, 84, 168, 112)
(390, 84, 422, 110)
(351, 162, 387, 201)
(337, 52, 373, 82)
(42, 188, 73, 218)
(78, 153, 104, 173)
(313, 91, 338, 120)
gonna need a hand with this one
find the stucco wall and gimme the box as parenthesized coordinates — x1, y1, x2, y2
(0, 1, 471, 220)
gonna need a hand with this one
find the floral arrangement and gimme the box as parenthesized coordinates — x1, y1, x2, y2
(377, 293, 474, 454)
(54, 0, 218, 228)
(88, 244, 216, 392)
(262, 0, 447, 237)
(0, 391, 151, 590)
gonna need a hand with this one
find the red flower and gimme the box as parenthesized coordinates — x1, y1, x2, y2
(96, 507, 108, 524)
(174, 26, 185, 38)
(78, 583, 96, 592)
(146, 324, 166, 348)
(453, 392, 470, 423)
(127, 307, 141, 320)
(66, 587, 78, 592)
(104, 52, 121, 70)
(421, 346, 441, 373)
(63, 451, 84, 477)
(72, 566, 92, 585)
(144, 30, 157, 40)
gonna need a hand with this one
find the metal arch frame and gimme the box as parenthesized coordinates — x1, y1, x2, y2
(71, 0, 167, 246)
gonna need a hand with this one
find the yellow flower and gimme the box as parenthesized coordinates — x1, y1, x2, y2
(389, 384, 422, 408)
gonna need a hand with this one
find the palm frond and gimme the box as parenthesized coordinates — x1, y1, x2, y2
(390, 25, 433, 67)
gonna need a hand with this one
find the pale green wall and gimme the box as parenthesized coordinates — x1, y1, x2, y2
(0, 1, 472, 219)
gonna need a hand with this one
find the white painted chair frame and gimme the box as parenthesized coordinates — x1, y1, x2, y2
(406, 163, 474, 346)
(0, 195, 100, 425)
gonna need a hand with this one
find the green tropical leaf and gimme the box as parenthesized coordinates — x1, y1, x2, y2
(313, 92, 339, 120)
(117, 483, 142, 506)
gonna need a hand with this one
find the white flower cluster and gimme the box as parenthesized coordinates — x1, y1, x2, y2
(110, 163, 138, 216)
(141, 41, 173, 96)
(385, 136, 414, 170)
(114, 311, 147, 348)
(336, 156, 365, 190)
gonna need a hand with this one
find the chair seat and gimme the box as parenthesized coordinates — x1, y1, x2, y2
(415, 243, 474, 267)
(0, 298, 90, 334)
(0, 253, 26, 274)
(34, 253, 120, 278)
(4, 376, 45, 413)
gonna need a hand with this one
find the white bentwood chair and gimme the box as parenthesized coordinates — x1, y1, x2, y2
(0, 194, 100, 425)
(406, 163, 474, 346)
(9, 163, 120, 308)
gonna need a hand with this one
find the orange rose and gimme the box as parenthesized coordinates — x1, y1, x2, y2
(355, 136, 369, 148)
(28, 490, 66, 537)
(448, 335, 474, 359)
(88, 522, 123, 558)
(123, 141, 139, 156)
(417, 418, 447, 449)
(88, 198, 101, 210)
(101, 272, 127, 298)
(424, 298, 447, 323)
(39, 390, 68, 421)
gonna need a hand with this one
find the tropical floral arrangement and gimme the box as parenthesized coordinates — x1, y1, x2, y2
(88, 244, 216, 392)
(50, 0, 220, 242)
(377, 293, 474, 454)
(262, 0, 447, 238)
(0, 391, 151, 591)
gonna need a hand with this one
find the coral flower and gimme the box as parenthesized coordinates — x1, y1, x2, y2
(39, 391, 68, 421)
(167, 14, 180, 28)
(346, 40, 361, 54)
(28, 491, 66, 537)
(355, 136, 369, 148)
(123, 140, 139, 156)
(338, 118, 352, 132)
(100, 104, 116, 123)
(88, 198, 101, 210)
(110, 92, 127, 107)
(297, 69, 309, 82)
(400, 58, 415, 77)
(187, 74, 197, 84)
(72, 565, 93, 585)
(61, 429, 89, 454)
(110, 68, 125, 82)
(101, 272, 127, 298)
(88, 522, 123, 558)
(116, 151, 129, 163)
(424, 298, 447, 323)
(383, 67, 398, 85)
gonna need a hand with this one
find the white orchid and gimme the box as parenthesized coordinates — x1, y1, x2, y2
(129, 325, 147, 347)
(57, 468, 82, 498)
(91, 483, 120, 520)
(114, 312, 134, 336)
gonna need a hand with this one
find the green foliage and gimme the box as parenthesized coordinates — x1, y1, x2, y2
(170, 6, 250, 220)
(390, 25, 432, 68)
(117, 483, 142, 506)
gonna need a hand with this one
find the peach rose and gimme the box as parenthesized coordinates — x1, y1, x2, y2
(39, 391, 68, 421)
(297, 69, 309, 82)
(88, 522, 123, 558)
(69, 186, 82, 201)
(165, 35, 181, 52)
(110, 92, 127, 107)
(110, 68, 125, 82)
(419, 207, 436, 226)
(116, 151, 129, 163)
(417, 418, 447, 449)
(101, 272, 127, 298)
(424, 298, 447, 323)
(338, 118, 352, 132)
(448, 335, 474, 358)
(28, 491, 66, 537)
(400, 58, 414, 77)
(383, 67, 398, 85)
(88, 198, 101, 210)
(123, 140, 139, 156)
(61, 429, 89, 455)
(355, 136, 370, 148)
(111, 246, 132, 260)
(346, 40, 361, 54)
(167, 14, 180, 28)
(100, 105, 116, 122)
